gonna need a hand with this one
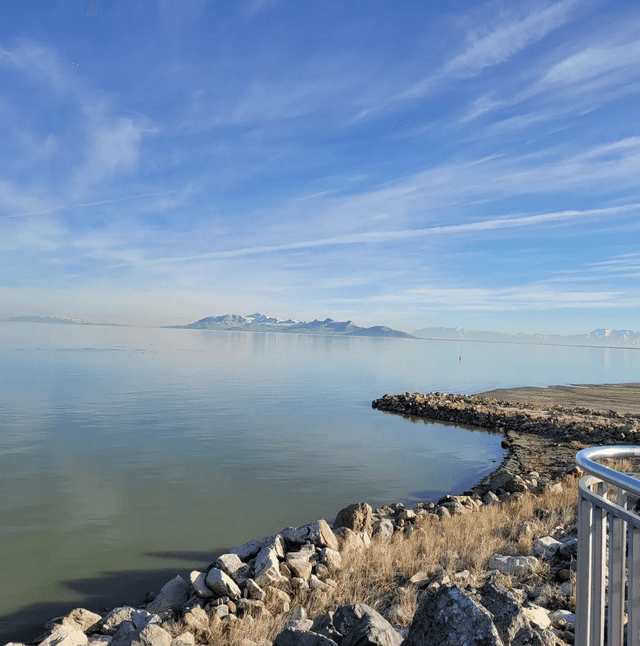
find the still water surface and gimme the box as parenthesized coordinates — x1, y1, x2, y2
(1, 323, 639, 640)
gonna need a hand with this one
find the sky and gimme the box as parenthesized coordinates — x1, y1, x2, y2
(1, 0, 640, 333)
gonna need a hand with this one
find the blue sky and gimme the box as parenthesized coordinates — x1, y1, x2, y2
(1, 0, 639, 332)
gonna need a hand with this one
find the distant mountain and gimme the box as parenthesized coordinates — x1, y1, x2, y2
(171, 313, 415, 338)
(411, 326, 640, 348)
(4, 315, 88, 325)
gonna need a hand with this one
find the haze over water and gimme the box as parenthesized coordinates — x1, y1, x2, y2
(1, 322, 639, 642)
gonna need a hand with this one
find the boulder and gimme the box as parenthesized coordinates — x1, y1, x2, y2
(475, 582, 535, 645)
(274, 630, 338, 646)
(60, 609, 102, 633)
(205, 568, 241, 600)
(522, 605, 551, 631)
(533, 537, 563, 561)
(215, 553, 252, 586)
(372, 519, 395, 540)
(39, 626, 89, 646)
(146, 576, 190, 614)
(286, 551, 313, 579)
(488, 554, 539, 577)
(333, 503, 373, 535)
(319, 547, 343, 572)
(101, 609, 155, 635)
(338, 604, 403, 646)
(245, 579, 266, 601)
(404, 585, 501, 646)
(229, 539, 263, 561)
(189, 571, 214, 599)
(254, 545, 282, 587)
(138, 625, 171, 646)
(282, 520, 340, 552)
(310, 614, 342, 644)
(333, 527, 365, 553)
(169, 632, 194, 646)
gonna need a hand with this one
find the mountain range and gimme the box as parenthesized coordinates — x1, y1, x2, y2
(411, 326, 640, 348)
(4, 314, 640, 347)
(169, 313, 415, 338)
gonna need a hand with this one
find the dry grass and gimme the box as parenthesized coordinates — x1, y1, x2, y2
(167, 472, 592, 645)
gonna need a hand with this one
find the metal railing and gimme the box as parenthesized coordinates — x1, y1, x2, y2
(576, 446, 640, 646)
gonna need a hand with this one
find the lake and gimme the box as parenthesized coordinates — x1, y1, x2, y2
(1, 322, 639, 642)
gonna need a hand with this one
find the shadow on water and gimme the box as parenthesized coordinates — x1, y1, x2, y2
(0, 549, 226, 645)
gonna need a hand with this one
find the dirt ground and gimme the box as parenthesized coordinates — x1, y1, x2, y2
(480, 383, 640, 415)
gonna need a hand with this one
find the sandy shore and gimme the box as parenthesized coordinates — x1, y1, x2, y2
(480, 383, 640, 415)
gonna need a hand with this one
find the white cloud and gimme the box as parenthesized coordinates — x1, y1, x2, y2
(402, 0, 579, 98)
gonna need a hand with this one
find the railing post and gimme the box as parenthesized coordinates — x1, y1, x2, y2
(575, 446, 640, 646)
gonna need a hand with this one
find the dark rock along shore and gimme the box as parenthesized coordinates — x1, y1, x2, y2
(5, 387, 640, 646)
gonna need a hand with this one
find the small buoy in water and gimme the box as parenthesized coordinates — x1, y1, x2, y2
(459, 355, 462, 361)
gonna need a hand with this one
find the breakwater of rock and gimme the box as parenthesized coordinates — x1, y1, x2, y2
(371, 391, 640, 443)
(372, 391, 640, 483)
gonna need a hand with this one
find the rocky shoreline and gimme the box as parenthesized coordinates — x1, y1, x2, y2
(5, 385, 640, 646)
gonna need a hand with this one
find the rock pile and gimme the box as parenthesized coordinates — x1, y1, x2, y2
(9, 485, 582, 646)
(372, 392, 640, 444)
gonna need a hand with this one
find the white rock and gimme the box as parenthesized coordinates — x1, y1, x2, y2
(39, 626, 88, 646)
(286, 551, 313, 579)
(170, 632, 195, 646)
(254, 546, 282, 587)
(488, 554, 539, 576)
(205, 568, 241, 600)
(189, 571, 214, 599)
(229, 539, 262, 561)
(533, 536, 563, 560)
(215, 553, 252, 586)
(139, 624, 172, 646)
(522, 604, 551, 630)
(319, 547, 342, 571)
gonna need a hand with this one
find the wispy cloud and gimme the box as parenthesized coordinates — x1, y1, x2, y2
(402, 0, 579, 98)
(105, 203, 639, 268)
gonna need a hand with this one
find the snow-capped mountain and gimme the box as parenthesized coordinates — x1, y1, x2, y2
(172, 313, 414, 338)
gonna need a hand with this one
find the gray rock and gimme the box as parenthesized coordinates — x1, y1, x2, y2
(215, 553, 252, 586)
(284, 619, 314, 632)
(282, 520, 340, 552)
(475, 582, 532, 645)
(189, 571, 214, 599)
(319, 547, 343, 571)
(372, 519, 394, 541)
(39, 626, 89, 646)
(101, 609, 155, 635)
(274, 630, 338, 646)
(169, 632, 194, 646)
(532, 537, 563, 560)
(483, 491, 501, 505)
(245, 578, 266, 600)
(310, 614, 342, 644)
(333, 503, 373, 535)
(342, 608, 403, 646)
(229, 539, 263, 561)
(558, 536, 578, 558)
(286, 551, 313, 579)
(404, 585, 501, 646)
(205, 568, 241, 599)
(333, 527, 365, 552)
(88, 637, 112, 646)
(146, 576, 190, 614)
(254, 545, 282, 587)
(488, 554, 539, 577)
(57, 609, 102, 633)
(138, 625, 171, 646)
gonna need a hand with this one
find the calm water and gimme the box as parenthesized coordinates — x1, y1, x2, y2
(1, 323, 639, 641)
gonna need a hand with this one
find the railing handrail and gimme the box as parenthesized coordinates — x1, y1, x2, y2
(575, 445, 640, 494)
